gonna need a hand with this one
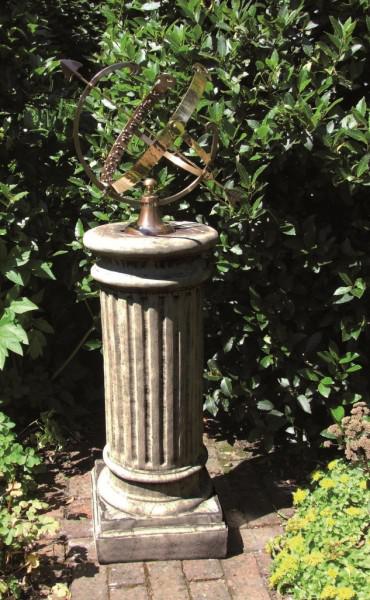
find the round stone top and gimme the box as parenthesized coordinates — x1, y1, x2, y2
(83, 221, 218, 259)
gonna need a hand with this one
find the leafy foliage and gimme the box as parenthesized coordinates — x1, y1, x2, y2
(0, 0, 104, 423)
(0, 412, 59, 599)
(91, 0, 370, 446)
(267, 459, 370, 599)
(0, 0, 369, 446)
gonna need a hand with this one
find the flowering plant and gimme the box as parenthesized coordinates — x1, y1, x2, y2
(267, 459, 369, 599)
(323, 402, 370, 465)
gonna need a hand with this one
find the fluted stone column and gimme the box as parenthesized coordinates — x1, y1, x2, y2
(84, 221, 227, 563)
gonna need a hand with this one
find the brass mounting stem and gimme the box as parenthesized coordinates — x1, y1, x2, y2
(126, 178, 175, 236)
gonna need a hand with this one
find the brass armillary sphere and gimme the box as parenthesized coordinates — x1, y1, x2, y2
(61, 59, 228, 235)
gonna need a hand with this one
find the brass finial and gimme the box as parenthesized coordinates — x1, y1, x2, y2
(125, 178, 175, 236)
(143, 177, 157, 195)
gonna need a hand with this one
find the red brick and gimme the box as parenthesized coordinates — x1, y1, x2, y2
(70, 566, 107, 599)
(246, 511, 281, 528)
(183, 559, 223, 581)
(262, 474, 295, 508)
(227, 527, 244, 556)
(255, 551, 273, 582)
(43, 506, 65, 520)
(67, 538, 97, 563)
(54, 471, 69, 487)
(224, 508, 248, 528)
(147, 561, 189, 600)
(213, 478, 235, 509)
(240, 529, 259, 553)
(110, 585, 149, 600)
(222, 554, 270, 600)
(66, 497, 92, 520)
(227, 465, 259, 489)
(59, 518, 93, 539)
(109, 563, 146, 588)
(278, 507, 294, 519)
(69, 473, 91, 498)
(37, 522, 63, 541)
(241, 525, 283, 553)
(37, 541, 66, 561)
(228, 491, 276, 527)
(190, 579, 231, 600)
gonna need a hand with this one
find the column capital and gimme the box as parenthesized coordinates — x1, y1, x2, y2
(83, 221, 218, 261)
(84, 221, 218, 290)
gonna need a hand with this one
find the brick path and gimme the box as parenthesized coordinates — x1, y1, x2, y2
(38, 436, 293, 599)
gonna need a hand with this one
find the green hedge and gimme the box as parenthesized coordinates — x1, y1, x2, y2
(1, 0, 369, 447)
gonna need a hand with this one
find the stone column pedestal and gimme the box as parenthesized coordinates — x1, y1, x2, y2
(84, 221, 227, 563)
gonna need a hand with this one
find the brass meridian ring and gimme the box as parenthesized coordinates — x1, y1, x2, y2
(100, 72, 177, 185)
(73, 61, 140, 204)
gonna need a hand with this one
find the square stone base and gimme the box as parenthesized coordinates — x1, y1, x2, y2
(92, 460, 228, 563)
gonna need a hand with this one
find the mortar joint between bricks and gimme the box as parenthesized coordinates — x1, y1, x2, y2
(180, 561, 194, 600)
(105, 566, 111, 600)
(143, 562, 154, 600)
(219, 557, 234, 598)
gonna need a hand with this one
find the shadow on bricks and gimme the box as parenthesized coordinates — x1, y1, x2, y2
(66, 543, 99, 579)
(212, 449, 307, 557)
(214, 462, 274, 523)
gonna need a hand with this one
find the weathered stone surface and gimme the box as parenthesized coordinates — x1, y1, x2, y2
(100, 286, 205, 473)
(94, 461, 224, 531)
(190, 579, 231, 600)
(85, 221, 227, 562)
(92, 463, 227, 563)
(84, 221, 218, 261)
(95, 524, 228, 564)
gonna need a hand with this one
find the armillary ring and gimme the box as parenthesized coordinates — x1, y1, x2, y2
(62, 59, 219, 207)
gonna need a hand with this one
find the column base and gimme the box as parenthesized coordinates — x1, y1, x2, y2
(92, 461, 228, 563)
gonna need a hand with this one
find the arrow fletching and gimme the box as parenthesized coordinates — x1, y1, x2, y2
(61, 59, 84, 82)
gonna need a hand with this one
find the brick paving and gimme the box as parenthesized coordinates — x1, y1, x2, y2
(37, 436, 292, 599)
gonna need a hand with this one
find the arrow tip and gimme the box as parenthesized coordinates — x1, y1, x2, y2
(60, 59, 83, 81)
